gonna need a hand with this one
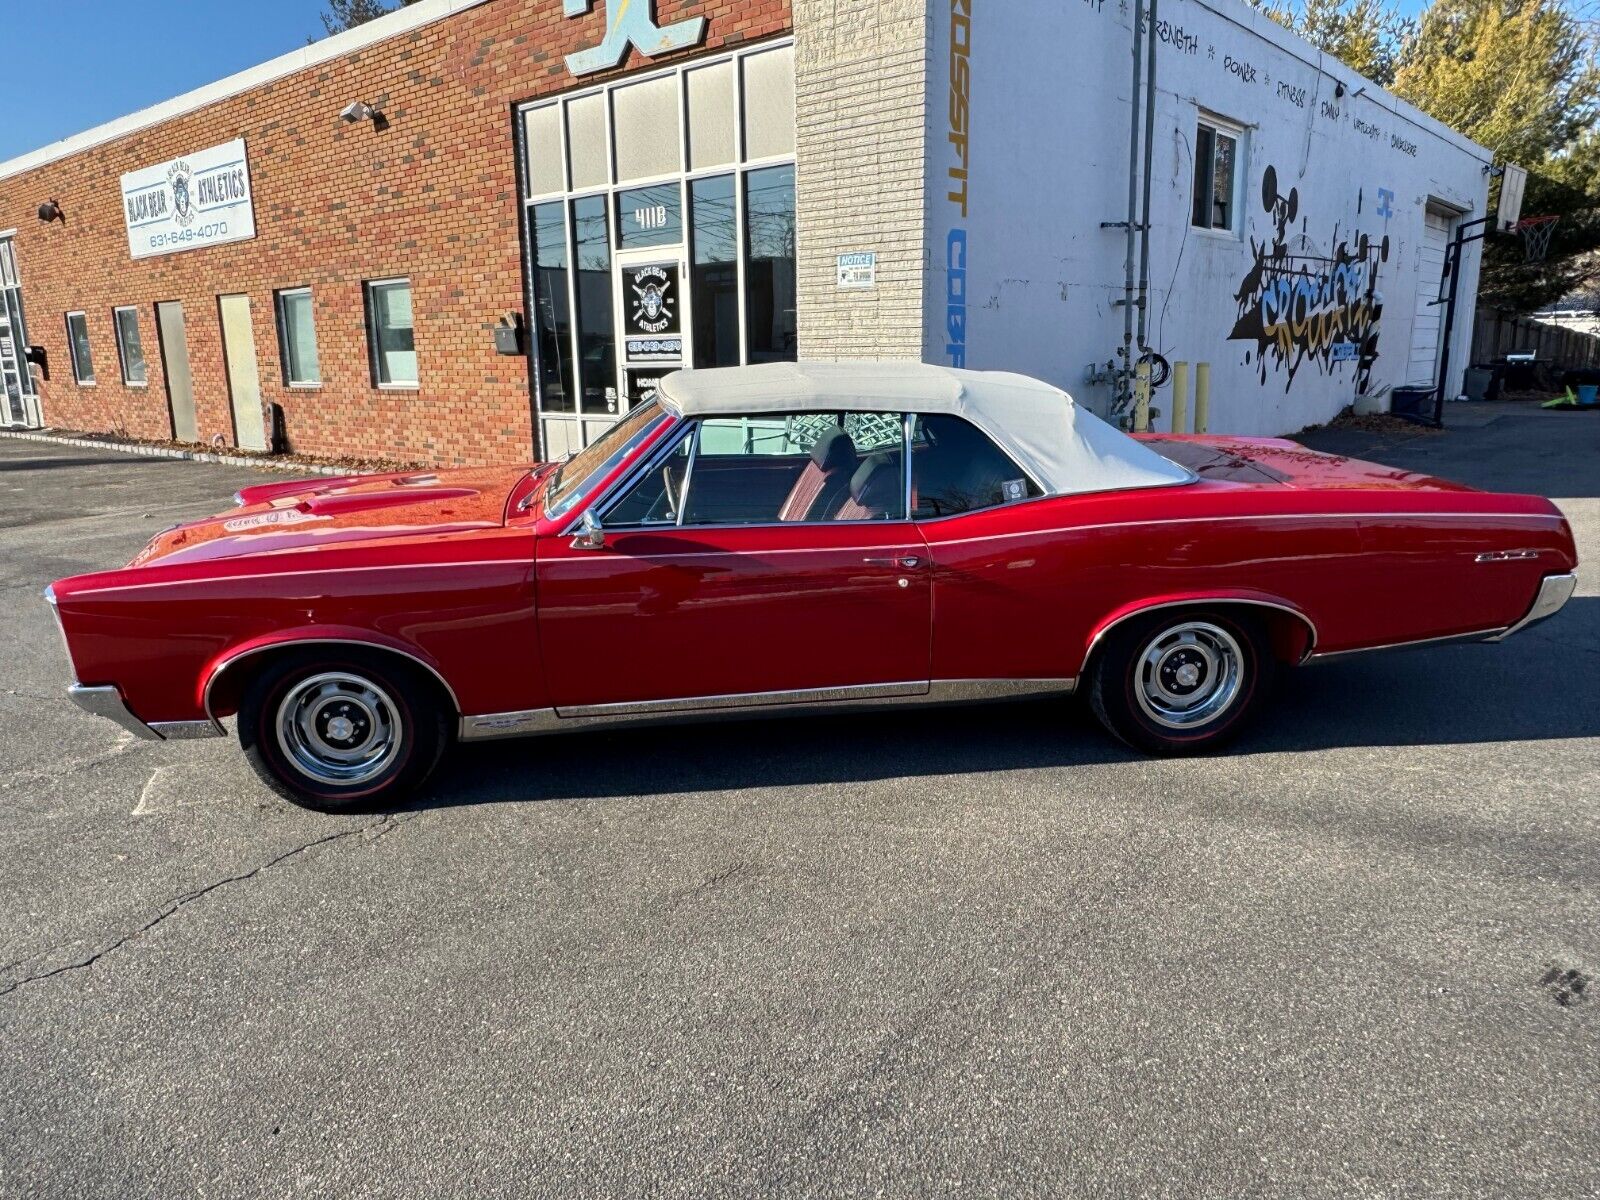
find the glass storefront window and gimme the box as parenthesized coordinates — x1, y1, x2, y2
(687, 61, 736, 170)
(744, 164, 797, 364)
(612, 74, 681, 183)
(525, 103, 564, 197)
(274, 289, 319, 385)
(690, 174, 739, 369)
(741, 46, 796, 161)
(572, 194, 617, 415)
(616, 183, 683, 249)
(531, 201, 575, 412)
(366, 279, 416, 386)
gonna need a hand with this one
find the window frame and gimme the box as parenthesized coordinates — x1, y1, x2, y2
(364, 277, 418, 389)
(1191, 113, 1245, 237)
(111, 305, 147, 387)
(275, 286, 321, 388)
(65, 311, 95, 386)
(594, 412, 916, 531)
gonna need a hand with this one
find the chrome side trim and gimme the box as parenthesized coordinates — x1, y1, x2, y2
(149, 719, 227, 740)
(1083, 599, 1319, 668)
(203, 638, 462, 726)
(457, 677, 1077, 742)
(1485, 572, 1578, 642)
(558, 679, 931, 718)
(1307, 628, 1507, 662)
(67, 684, 162, 741)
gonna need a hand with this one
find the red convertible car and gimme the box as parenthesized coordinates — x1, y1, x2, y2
(47, 362, 1577, 811)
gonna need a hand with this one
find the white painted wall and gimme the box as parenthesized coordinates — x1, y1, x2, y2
(922, 0, 1492, 435)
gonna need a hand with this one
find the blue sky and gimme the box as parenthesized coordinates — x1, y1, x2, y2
(0, 0, 337, 162)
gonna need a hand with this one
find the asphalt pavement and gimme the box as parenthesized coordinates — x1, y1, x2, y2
(1, 403, 1596, 1198)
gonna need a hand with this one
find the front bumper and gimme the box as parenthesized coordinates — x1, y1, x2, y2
(1486, 572, 1579, 642)
(67, 684, 163, 741)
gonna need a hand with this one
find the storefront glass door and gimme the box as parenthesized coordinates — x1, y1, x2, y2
(0, 237, 41, 428)
(615, 244, 689, 412)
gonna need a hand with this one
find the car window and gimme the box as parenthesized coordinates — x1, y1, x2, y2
(671, 411, 908, 525)
(545, 401, 668, 520)
(911, 414, 1042, 518)
(602, 432, 691, 525)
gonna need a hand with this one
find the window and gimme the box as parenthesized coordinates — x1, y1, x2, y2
(66, 312, 94, 384)
(530, 204, 574, 412)
(745, 164, 797, 363)
(572, 195, 617, 415)
(690, 175, 739, 369)
(546, 399, 669, 520)
(607, 412, 907, 527)
(365, 279, 416, 387)
(113, 307, 146, 386)
(911, 415, 1041, 518)
(275, 288, 320, 386)
(1191, 118, 1240, 232)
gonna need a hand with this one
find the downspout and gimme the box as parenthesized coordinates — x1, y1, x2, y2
(1121, 0, 1146, 416)
(1135, 0, 1159, 366)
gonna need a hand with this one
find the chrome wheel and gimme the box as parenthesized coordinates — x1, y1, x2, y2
(1134, 621, 1245, 730)
(275, 672, 403, 787)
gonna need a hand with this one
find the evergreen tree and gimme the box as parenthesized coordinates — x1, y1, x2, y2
(319, 0, 418, 37)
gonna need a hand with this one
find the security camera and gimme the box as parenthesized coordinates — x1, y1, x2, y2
(339, 101, 376, 124)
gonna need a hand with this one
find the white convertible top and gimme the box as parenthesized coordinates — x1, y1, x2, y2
(656, 361, 1194, 497)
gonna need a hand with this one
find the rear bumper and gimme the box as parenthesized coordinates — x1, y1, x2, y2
(1486, 572, 1578, 642)
(66, 684, 225, 741)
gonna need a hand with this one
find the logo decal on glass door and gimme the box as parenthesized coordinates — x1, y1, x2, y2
(561, 0, 706, 77)
(630, 265, 676, 334)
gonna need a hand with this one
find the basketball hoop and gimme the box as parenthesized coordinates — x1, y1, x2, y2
(1511, 215, 1559, 264)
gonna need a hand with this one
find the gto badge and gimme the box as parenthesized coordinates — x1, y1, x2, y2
(631, 267, 675, 334)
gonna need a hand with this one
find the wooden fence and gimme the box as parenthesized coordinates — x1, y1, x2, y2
(1470, 308, 1600, 369)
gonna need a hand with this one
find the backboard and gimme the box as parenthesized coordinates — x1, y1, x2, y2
(1497, 163, 1528, 231)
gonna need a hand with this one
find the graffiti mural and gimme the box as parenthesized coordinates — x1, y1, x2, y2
(1229, 166, 1390, 391)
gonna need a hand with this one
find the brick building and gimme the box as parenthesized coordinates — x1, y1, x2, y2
(0, 0, 1494, 465)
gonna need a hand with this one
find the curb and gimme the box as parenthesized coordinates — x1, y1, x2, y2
(0, 428, 358, 476)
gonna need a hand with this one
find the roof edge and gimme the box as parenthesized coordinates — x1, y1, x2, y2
(0, 0, 497, 182)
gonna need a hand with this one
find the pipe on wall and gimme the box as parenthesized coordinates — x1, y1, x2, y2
(1120, 0, 1147, 417)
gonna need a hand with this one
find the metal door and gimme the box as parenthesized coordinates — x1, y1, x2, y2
(155, 301, 198, 442)
(218, 294, 267, 450)
(614, 246, 690, 414)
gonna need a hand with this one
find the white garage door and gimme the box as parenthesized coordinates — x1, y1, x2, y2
(1406, 208, 1453, 386)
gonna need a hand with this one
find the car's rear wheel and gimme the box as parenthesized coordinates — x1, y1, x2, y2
(1088, 609, 1272, 755)
(238, 648, 450, 812)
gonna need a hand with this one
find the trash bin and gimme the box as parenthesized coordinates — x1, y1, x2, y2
(1391, 386, 1436, 423)
(1579, 384, 1599, 408)
(1464, 367, 1494, 401)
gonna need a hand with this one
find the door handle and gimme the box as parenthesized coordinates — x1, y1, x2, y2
(863, 555, 923, 569)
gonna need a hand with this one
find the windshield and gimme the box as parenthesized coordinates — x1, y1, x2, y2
(545, 401, 669, 520)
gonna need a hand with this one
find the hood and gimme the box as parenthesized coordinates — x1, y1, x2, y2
(129, 465, 533, 568)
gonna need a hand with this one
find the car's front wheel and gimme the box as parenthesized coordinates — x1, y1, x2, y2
(1088, 609, 1272, 755)
(238, 649, 451, 812)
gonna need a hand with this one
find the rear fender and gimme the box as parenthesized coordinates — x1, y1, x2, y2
(201, 626, 461, 725)
(1083, 592, 1318, 672)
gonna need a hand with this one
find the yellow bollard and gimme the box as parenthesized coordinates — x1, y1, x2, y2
(1194, 362, 1211, 434)
(1170, 361, 1189, 434)
(1133, 360, 1151, 433)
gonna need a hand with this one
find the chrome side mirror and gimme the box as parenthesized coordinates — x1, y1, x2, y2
(571, 508, 606, 551)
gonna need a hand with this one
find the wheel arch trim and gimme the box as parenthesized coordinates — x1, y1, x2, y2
(1082, 595, 1319, 672)
(202, 634, 463, 729)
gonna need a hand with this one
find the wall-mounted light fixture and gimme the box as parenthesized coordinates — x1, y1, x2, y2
(1334, 81, 1346, 98)
(37, 199, 64, 224)
(339, 101, 378, 124)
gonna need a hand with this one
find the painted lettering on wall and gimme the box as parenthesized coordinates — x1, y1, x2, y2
(1277, 81, 1307, 108)
(1229, 166, 1390, 392)
(562, 0, 706, 77)
(1225, 55, 1258, 83)
(1390, 133, 1418, 157)
(1144, 15, 1199, 55)
(945, 0, 971, 367)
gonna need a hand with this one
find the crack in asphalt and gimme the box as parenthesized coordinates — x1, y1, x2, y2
(0, 731, 140, 794)
(0, 812, 417, 1000)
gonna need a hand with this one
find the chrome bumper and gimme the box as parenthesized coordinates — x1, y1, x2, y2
(67, 684, 163, 741)
(1486, 572, 1579, 642)
(66, 685, 224, 741)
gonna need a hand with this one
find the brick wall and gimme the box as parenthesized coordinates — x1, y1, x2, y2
(792, 0, 927, 362)
(0, 0, 789, 466)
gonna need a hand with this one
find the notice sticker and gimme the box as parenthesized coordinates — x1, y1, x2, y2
(1002, 479, 1027, 502)
(837, 251, 877, 289)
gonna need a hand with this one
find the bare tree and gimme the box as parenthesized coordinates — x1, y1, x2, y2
(319, 0, 418, 37)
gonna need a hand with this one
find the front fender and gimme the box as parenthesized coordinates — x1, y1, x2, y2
(200, 626, 463, 723)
